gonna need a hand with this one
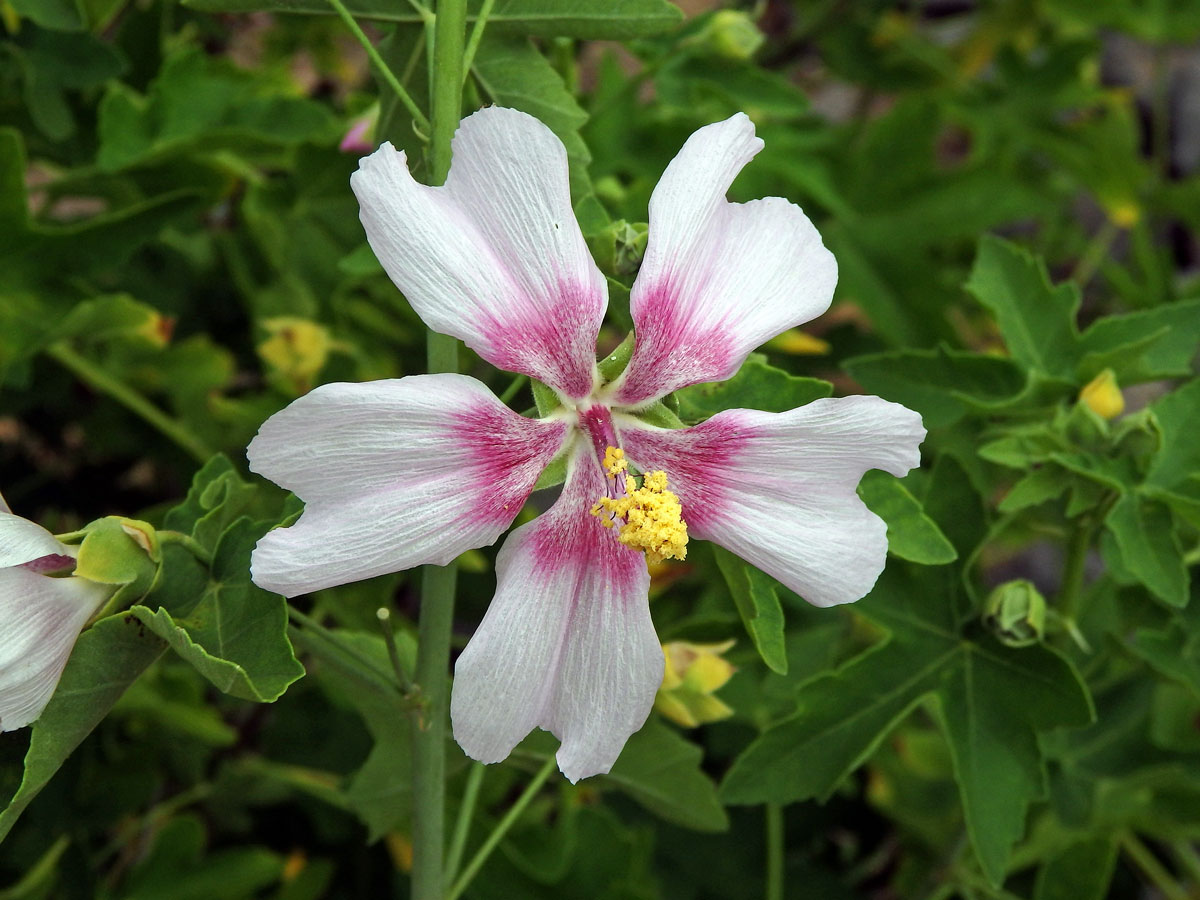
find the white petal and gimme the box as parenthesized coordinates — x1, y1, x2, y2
(451, 449, 662, 782)
(247, 373, 570, 597)
(351, 107, 606, 399)
(0, 490, 10, 514)
(620, 397, 925, 607)
(611, 114, 837, 407)
(0, 568, 111, 731)
(0, 511, 69, 568)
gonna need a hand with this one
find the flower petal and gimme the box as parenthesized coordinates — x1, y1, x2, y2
(247, 374, 570, 598)
(351, 107, 606, 399)
(0, 511, 69, 568)
(451, 449, 662, 782)
(0, 569, 110, 732)
(611, 114, 837, 407)
(620, 397, 925, 607)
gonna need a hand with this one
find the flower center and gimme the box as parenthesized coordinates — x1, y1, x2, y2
(590, 446, 688, 565)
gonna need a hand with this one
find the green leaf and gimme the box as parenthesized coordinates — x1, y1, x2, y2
(712, 545, 787, 675)
(292, 628, 416, 840)
(0, 615, 166, 842)
(857, 470, 957, 565)
(675, 353, 832, 422)
(471, 32, 591, 195)
(95, 49, 338, 172)
(164, 455, 268, 554)
(965, 235, 1080, 379)
(180, 0, 684, 39)
(1145, 378, 1200, 495)
(1033, 837, 1117, 900)
(131, 518, 305, 702)
(720, 566, 1093, 886)
(843, 344, 1026, 427)
(601, 720, 729, 833)
(1104, 493, 1188, 608)
(998, 465, 1070, 513)
(1076, 300, 1200, 383)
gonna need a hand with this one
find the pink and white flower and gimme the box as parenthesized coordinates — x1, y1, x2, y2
(0, 492, 112, 732)
(247, 107, 925, 782)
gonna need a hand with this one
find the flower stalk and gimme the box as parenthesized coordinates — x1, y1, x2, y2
(409, 2, 467, 898)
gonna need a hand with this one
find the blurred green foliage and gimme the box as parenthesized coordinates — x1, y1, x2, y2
(1, 0, 1199, 897)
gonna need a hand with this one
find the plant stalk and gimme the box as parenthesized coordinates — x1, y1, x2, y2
(410, 6, 468, 896)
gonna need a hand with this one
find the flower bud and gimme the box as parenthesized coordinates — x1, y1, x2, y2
(703, 10, 764, 61)
(1079, 369, 1124, 420)
(654, 639, 736, 727)
(983, 580, 1046, 648)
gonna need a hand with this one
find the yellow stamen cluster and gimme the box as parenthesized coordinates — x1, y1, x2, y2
(591, 449, 688, 565)
(602, 446, 628, 478)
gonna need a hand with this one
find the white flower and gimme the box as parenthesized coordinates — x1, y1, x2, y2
(247, 108, 925, 781)
(0, 491, 111, 732)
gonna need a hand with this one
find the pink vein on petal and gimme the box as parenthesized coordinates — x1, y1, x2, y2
(451, 403, 570, 529)
(619, 413, 753, 533)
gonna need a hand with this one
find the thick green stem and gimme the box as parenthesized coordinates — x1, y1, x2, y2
(408, 6, 467, 895)
(410, 564, 458, 900)
(765, 803, 784, 900)
(429, 0, 467, 184)
(46, 343, 213, 464)
(446, 758, 556, 900)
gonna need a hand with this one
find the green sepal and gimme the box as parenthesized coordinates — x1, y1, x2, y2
(598, 331, 635, 382)
(532, 453, 570, 491)
(632, 399, 686, 429)
(531, 378, 562, 417)
(983, 580, 1048, 648)
(73, 516, 160, 601)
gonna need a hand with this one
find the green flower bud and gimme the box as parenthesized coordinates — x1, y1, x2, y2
(704, 10, 764, 61)
(983, 580, 1046, 648)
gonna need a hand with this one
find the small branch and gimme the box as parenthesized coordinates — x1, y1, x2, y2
(46, 342, 214, 464)
(444, 762, 487, 886)
(446, 757, 557, 900)
(158, 530, 215, 566)
(1120, 832, 1190, 900)
(460, 0, 495, 83)
(325, 0, 431, 134)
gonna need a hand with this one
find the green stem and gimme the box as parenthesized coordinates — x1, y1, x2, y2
(1120, 832, 1190, 900)
(429, 0, 467, 183)
(497, 373, 528, 405)
(765, 803, 784, 900)
(46, 343, 213, 464)
(375, 606, 415, 694)
(325, 0, 431, 134)
(1058, 521, 1093, 626)
(410, 564, 458, 900)
(1170, 840, 1200, 888)
(446, 758, 556, 900)
(460, 0, 495, 83)
(408, 6, 467, 896)
(158, 530, 214, 566)
(1069, 219, 1119, 288)
(287, 608, 401, 697)
(444, 762, 486, 886)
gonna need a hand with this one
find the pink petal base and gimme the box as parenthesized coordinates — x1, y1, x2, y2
(451, 450, 662, 782)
